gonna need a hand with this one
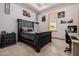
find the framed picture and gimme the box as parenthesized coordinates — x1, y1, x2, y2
(68, 25, 77, 33)
(4, 3, 10, 14)
(68, 19, 73, 23)
(23, 10, 31, 17)
(58, 11, 65, 18)
(42, 16, 46, 22)
(60, 19, 66, 24)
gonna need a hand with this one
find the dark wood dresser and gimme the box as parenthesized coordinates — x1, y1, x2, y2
(0, 32, 16, 48)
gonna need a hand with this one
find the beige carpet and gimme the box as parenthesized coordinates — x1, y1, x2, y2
(0, 39, 71, 56)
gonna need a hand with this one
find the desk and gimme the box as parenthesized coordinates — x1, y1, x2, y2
(71, 38, 79, 56)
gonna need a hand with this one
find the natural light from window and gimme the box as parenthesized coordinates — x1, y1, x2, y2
(48, 12, 57, 31)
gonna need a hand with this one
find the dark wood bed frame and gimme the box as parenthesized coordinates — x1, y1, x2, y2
(17, 19, 52, 52)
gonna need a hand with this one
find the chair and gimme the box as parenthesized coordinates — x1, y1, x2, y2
(64, 30, 72, 52)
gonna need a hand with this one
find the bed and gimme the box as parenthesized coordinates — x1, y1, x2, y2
(17, 19, 52, 52)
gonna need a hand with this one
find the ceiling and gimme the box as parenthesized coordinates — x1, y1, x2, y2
(29, 3, 58, 11)
(24, 3, 60, 13)
(23, 3, 76, 14)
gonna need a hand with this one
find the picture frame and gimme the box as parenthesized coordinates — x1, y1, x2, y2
(23, 10, 31, 17)
(68, 19, 73, 23)
(58, 11, 65, 18)
(68, 25, 77, 33)
(42, 16, 46, 22)
(60, 19, 66, 24)
(4, 3, 10, 14)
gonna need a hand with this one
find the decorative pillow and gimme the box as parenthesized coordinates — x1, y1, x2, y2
(22, 27, 33, 32)
(28, 28, 33, 32)
(22, 27, 28, 32)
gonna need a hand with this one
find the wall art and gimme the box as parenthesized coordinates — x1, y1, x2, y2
(4, 3, 10, 14)
(23, 10, 31, 17)
(58, 11, 65, 18)
(68, 25, 77, 33)
(42, 16, 46, 22)
(60, 19, 66, 24)
(68, 19, 73, 23)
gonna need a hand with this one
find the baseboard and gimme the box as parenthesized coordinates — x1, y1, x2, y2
(52, 37, 65, 40)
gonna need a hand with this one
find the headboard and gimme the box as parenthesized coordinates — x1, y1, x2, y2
(17, 19, 34, 32)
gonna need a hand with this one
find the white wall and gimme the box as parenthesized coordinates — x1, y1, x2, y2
(0, 3, 36, 33)
(38, 4, 79, 39)
(38, 13, 49, 32)
(0, 3, 79, 39)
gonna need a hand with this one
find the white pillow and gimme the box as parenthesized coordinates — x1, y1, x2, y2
(22, 27, 34, 32)
(28, 28, 33, 30)
(22, 27, 28, 32)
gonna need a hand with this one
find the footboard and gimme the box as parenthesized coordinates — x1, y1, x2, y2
(34, 31, 51, 52)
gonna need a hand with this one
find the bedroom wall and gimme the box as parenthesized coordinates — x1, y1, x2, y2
(0, 3, 36, 33)
(38, 4, 79, 39)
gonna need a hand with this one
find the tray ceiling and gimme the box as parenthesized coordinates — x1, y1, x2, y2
(24, 3, 60, 12)
(23, 3, 76, 13)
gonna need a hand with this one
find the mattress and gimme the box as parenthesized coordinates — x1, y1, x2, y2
(20, 32, 35, 41)
(20, 30, 50, 41)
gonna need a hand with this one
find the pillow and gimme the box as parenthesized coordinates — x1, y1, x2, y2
(22, 27, 33, 32)
(22, 27, 28, 32)
(28, 28, 33, 32)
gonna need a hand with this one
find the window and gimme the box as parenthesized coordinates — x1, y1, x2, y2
(48, 12, 57, 31)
